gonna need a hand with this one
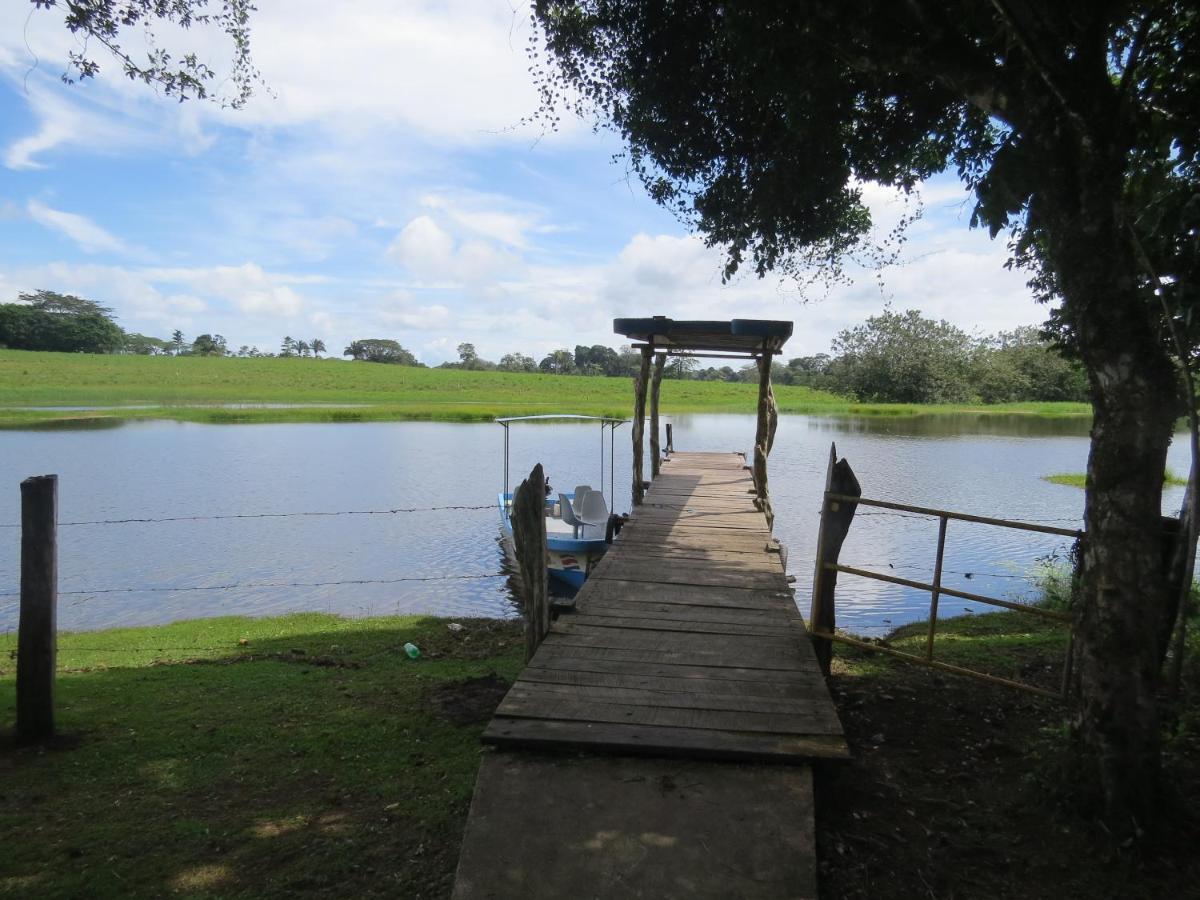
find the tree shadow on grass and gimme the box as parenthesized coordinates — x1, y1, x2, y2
(0, 614, 523, 899)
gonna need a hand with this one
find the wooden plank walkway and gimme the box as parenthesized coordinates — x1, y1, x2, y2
(455, 451, 845, 898)
(481, 451, 847, 763)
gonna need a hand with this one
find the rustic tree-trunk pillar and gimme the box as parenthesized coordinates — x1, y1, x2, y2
(18, 474, 57, 743)
(649, 352, 666, 480)
(753, 352, 778, 529)
(510, 464, 549, 663)
(809, 445, 860, 676)
(631, 346, 652, 505)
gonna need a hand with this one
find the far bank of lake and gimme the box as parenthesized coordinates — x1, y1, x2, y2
(0, 349, 1090, 427)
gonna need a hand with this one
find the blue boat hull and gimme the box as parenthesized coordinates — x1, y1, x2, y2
(498, 492, 608, 587)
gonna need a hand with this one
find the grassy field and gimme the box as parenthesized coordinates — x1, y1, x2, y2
(0, 350, 1091, 426)
(0, 613, 525, 898)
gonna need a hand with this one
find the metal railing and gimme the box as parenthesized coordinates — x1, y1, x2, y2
(809, 478, 1079, 700)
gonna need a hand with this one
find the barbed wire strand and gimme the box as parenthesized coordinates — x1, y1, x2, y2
(0, 503, 496, 529)
(0, 572, 508, 599)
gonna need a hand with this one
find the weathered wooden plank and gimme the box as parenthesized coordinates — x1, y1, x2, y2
(563, 613, 800, 638)
(527, 650, 817, 682)
(484, 718, 847, 762)
(578, 579, 798, 611)
(630, 510, 769, 530)
(505, 682, 834, 716)
(618, 521, 772, 540)
(589, 557, 786, 590)
(519, 665, 810, 697)
(493, 694, 842, 736)
(615, 528, 776, 550)
(576, 600, 799, 625)
(549, 621, 800, 653)
(607, 546, 785, 567)
(528, 643, 809, 672)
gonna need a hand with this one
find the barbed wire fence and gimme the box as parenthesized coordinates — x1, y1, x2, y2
(0, 486, 1079, 684)
(1, 482, 525, 729)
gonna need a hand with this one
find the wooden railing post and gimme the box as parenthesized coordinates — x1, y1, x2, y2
(809, 444, 860, 676)
(649, 352, 666, 479)
(510, 464, 549, 663)
(18, 474, 57, 743)
(631, 346, 652, 505)
(925, 516, 949, 661)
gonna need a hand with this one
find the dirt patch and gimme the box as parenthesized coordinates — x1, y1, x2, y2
(427, 673, 511, 726)
(816, 651, 1200, 899)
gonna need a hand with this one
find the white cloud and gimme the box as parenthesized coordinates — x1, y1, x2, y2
(388, 216, 455, 277)
(27, 201, 131, 255)
(387, 214, 520, 285)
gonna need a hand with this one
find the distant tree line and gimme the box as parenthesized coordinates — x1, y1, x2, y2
(0, 291, 1085, 403)
(458, 310, 1087, 405)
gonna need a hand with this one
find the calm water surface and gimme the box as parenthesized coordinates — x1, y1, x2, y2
(0, 414, 1188, 634)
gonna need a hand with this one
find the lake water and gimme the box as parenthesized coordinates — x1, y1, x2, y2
(0, 414, 1189, 635)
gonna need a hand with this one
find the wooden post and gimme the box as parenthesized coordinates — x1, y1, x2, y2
(18, 474, 57, 742)
(924, 516, 949, 661)
(631, 346, 652, 505)
(753, 352, 779, 529)
(649, 352, 666, 479)
(510, 464, 549, 663)
(665, 423, 674, 454)
(809, 445, 860, 676)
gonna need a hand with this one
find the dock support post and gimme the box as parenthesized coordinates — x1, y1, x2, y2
(511, 464, 550, 663)
(809, 444, 860, 676)
(649, 352, 665, 480)
(665, 423, 674, 454)
(18, 474, 57, 743)
(632, 346, 652, 505)
(753, 352, 778, 530)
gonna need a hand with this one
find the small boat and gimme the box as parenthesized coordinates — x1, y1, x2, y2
(497, 414, 627, 588)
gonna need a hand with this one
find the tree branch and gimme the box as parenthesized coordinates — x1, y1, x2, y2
(989, 0, 1092, 139)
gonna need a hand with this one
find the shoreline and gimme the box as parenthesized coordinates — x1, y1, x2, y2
(0, 401, 1092, 429)
(0, 348, 1091, 427)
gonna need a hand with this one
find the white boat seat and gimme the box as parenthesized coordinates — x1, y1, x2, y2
(579, 491, 609, 534)
(559, 493, 587, 539)
(571, 485, 593, 516)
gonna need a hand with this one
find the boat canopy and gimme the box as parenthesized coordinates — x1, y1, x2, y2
(497, 413, 627, 501)
(496, 414, 628, 425)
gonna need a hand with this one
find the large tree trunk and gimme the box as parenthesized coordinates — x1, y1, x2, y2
(1074, 338, 1176, 833)
(1056, 184, 1180, 834)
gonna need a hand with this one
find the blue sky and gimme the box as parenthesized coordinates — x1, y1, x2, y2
(0, 0, 1048, 364)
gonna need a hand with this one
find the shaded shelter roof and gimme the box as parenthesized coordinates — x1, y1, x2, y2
(613, 316, 793, 357)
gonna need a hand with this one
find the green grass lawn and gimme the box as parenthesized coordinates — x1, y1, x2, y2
(0, 350, 1092, 426)
(0, 613, 524, 898)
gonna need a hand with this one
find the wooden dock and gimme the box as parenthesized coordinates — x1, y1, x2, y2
(455, 451, 846, 898)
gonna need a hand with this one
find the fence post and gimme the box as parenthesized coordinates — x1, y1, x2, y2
(510, 464, 550, 663)
(809, 444, 860, 676)
(18, 474, 57, 743)
(925, 516, 949, 660)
